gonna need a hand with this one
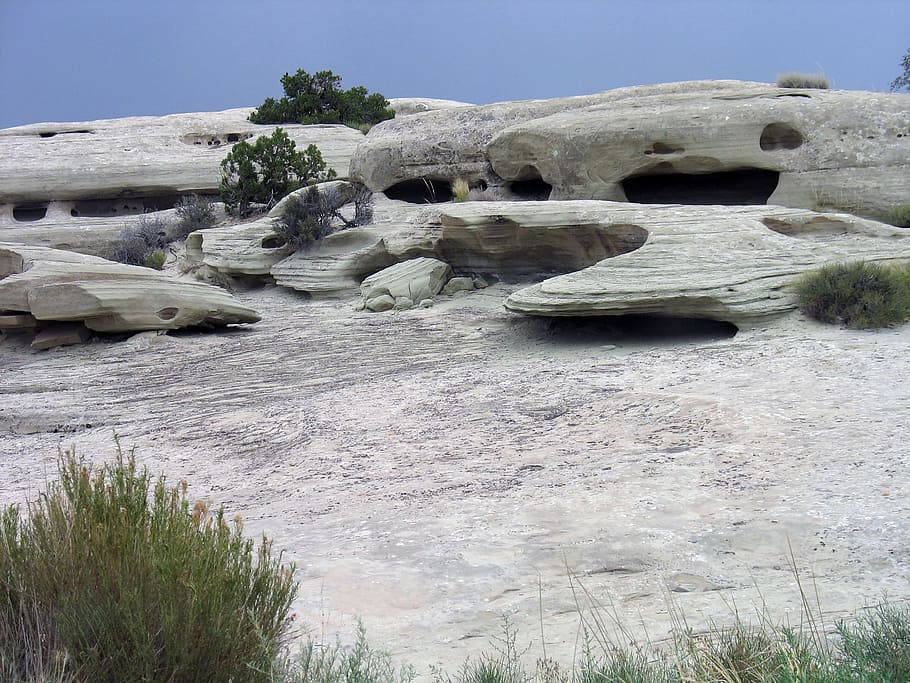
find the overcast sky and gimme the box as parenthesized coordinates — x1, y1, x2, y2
(1, 0, 908, 129)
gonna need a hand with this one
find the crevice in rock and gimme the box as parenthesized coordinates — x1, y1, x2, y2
(523, 315, 738, 345)
(384, 178, 454, 203)
(760, 123, 804, 151)
(644, 142, 685, 155)
(261, 236, 288, 249)
(506, 166, 553, 200)
(38, 129, 93, 138)
(70, 195, 183, 218)
(13, 203, 49, 222)
(156, 307, 179, 321)
(621, 168, 780, 205)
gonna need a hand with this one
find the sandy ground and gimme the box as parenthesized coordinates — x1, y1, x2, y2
(1, 284, 908, 676)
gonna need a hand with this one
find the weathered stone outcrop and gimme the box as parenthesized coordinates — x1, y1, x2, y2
(387, 98, 474, 116)
(0, 243, 260, 334)
(352, 81, 910, 222)
(264, 200, 910, 325)
(0, 111, 363, 256)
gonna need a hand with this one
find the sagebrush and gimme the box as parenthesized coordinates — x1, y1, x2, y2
(109, 214, 168, 268)
(0, 446, 297, 683)
(174, 194, 217, 238)
(274, 183, 373, 249)
(776, 72, 830, 89)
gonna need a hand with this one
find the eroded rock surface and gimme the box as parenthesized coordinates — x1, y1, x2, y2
(0, 243, 260, 334)
(353, 81, 910, 221)
(360, 257, 452, 311)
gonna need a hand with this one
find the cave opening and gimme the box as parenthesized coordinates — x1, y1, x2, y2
(13, 203, 49, 222)
(525, 315, 738, 346)
(621, 168, 780, 205)
(384, 178, 454, 203)
(760, 123, 804, 151)
(70, 195, 183, 218)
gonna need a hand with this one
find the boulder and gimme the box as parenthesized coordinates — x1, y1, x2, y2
(360, 257, 452, 311)
(30, 323, 92, 351)
(0, 243, 260, 333)
(442, 276, 475, 295)
(351, 80, 910, 222)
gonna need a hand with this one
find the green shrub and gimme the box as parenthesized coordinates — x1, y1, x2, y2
(837, 603, 910, 680)
(174, 194, 217, 238)
(887, 203, 910, 228)
(776, 72, 830, 89)
(220, 128, 336, 216)
(109, 214, 168, 267)
(794, 260, 910, 329)
(144, 249, 166, 270)
(0, 446, 297, 683)
(248, 69, 394, 129)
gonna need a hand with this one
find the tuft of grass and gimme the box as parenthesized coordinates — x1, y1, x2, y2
(776, 72, 830, 89)
(143, 249, 166, 270)
(837, 603, 910, 681)
(886, 203, 910, 228)
(794, 260, 910, 329)
(0, 445, 297, 683)
(452, 179, 470, 203)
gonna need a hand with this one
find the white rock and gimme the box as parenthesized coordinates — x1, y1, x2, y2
(365, 294, 395, 312)
(442, 276, 475, 295)
(360, 257, 453, 308)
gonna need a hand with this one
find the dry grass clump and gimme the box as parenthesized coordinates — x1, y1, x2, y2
(776, 72, 830, 89)
(452, 178, 471, 202)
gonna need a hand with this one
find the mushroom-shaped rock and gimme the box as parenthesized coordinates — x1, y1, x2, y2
(0, 243, 260, 333)
(360, 257, 453, 311)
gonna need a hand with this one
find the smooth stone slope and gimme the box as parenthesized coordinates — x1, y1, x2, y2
(0, 243, 260, 334)
(352, 81, 910, 221)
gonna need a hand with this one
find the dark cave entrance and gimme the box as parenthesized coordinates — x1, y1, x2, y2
(621, 168, 780, 205)
(384, 178, 454, 203)
(13, 203, 49, 222)
(526, 315, 738, 345)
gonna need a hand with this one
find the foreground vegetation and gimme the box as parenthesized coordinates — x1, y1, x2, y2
(1, 450, 908, 682)
(794, 260, 910, 329)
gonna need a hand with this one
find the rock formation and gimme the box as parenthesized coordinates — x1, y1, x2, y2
(352, 81, 910, 223)
(0, 244, 260, 341)
(0, 110, 363, 257)
(359, 257, 452, 311)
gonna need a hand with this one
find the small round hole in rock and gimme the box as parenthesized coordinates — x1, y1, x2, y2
(261, 236, 288, 249)
(156, 307, 179, 321)
(760, 123, 804, 151)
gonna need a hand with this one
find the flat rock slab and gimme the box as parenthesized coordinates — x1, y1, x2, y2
(0, 243, 260, 333)
(30, 323, 91, 351)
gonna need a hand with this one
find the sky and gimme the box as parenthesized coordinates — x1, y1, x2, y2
(1, 0, 908, 129)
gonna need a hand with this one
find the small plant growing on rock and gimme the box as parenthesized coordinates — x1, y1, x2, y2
(274, 183, 373, 250)
(776, 72, 830, 89)
(109, 214, 168, 268)
(248, 69, 394, 130)
(143, 249, 166, 270)
(452, 178, 470, 202)
(794, 260, 910, 329)
(174, 194, 217, 238)
(219, 128, 336, 217)
(887, 202, 910, 228)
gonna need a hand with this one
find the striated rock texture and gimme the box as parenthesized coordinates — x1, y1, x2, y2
(352, 81, 910, 222)
(359, 257, 452, 311)
(0, 110, 364, 256)
(0, 243, 260, 334)
(266, 200, 910, 325)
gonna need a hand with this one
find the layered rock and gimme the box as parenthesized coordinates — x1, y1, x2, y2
(0, 243, 260, 335)
(388, 98, 474, 116)
(359, 257, 452, 311)
(352, 81, 910, 222)
(263, 200, 910, 325)
(0, 111, 364, 256)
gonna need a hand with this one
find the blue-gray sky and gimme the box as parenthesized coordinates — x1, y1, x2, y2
(1, 0, 908, 129)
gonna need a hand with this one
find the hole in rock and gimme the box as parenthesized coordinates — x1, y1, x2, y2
(156, 307, 179, 321)
(763, 216, 855, 239)
(509, 177, 553, 200)
(70, 195, 183, 217)
(524, 315, 738, 346)
(261, 236, 288, 249)
(436, 223, 648, 280)
(13, 203, 48, 222)
(760, 123, 804, 151)
(644, 142, 685, 155)
(774, 93, 811, 99)
(179, 132, 253, 146)
(622, 168, 780, 205)
(38, 129, 92, 138)
(384, 178, 453, 203)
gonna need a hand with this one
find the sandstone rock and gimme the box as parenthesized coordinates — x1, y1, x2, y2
(30, 323, 92, 351)
(360, 257, 452, 310)
(387, 98, 475, 116)
(0, 112, 362, 256)
(365, 294, 395, 312)
(394, 297, 414, 310)
(442, 276, 475, 295)
(419, 298, 434, 308)
(0, 313, 38, 329)
(352, 81, 910, 221)
(0, 243, 260, 333)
